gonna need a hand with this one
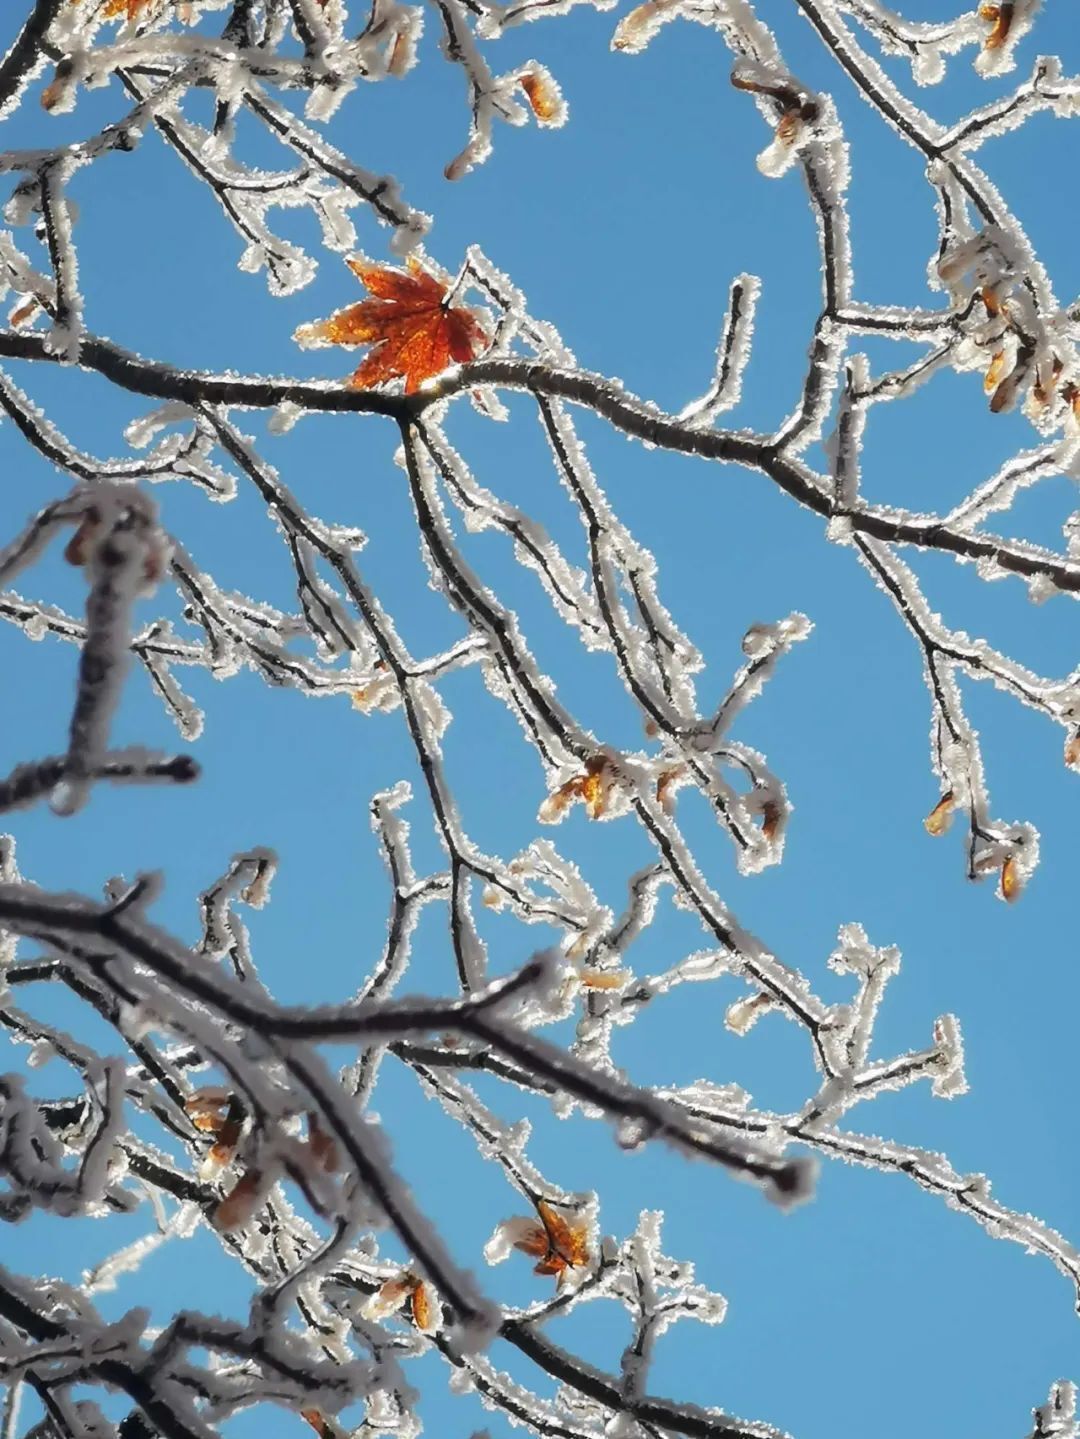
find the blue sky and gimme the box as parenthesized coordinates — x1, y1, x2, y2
(2, 2, 1080, 1437)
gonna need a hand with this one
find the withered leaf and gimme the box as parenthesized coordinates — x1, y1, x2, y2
(295, 257, 488, 394)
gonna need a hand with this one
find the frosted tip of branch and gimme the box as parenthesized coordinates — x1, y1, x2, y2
(766, 1156, 817, 1209)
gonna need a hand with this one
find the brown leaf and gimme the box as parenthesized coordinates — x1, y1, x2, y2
(760, 798, 783, 843)
(295, 257, 488, 394)
(214, 1169, 264, 1232)
(410, 1280, 437, 1333)
(300, 1410, 336, 1439)
(530, 1200, 590, 1281)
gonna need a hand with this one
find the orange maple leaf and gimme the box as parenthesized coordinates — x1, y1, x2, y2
(295, 258, 488, 394)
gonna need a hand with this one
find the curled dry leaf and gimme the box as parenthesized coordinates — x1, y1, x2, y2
(295, 258, 488, 394)
(979, 2, 1014, 50)
(1065, 731, 1080, 769)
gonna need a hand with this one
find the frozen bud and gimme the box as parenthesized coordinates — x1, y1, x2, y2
(924, 791, 955, 836)
(444, 139, 487, 182)
(1000, 853, 1022, 903)
(611, 0, 676, 53)
(759, 798, 783, 843)
(518, 66, 566, 126)
(387, 29, 416, 76)
(912, 43, 945, 85)
(725, 990, 774, 1036)
(931, 1014, 968, 1099)
(578, 965, 629, 991)
(656, 764, 685, 814)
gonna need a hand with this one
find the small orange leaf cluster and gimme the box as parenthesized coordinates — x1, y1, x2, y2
(976, 287, 1069, 418)
(511, 1200, 591, 1285)
(295, 258, 488, 394)
(1065, 731, 1080, 769)
(923, 794, 1025, 901)
(539, 754, 620, 824)
(186, 1089, 342, 1232)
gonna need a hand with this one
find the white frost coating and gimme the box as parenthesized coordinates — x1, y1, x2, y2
(0, 1, 1078, 1434)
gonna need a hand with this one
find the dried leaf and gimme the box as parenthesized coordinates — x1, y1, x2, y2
(300, 1410, 336, 1439)
(364, 1272, 441, 1333)
(295, 257, 488, 394)
(1000, 854, 1022, 903)
(184, 1088, 231, 1133)
(8, 296, 40, 327)
(1065, 731, 1080, 769)
(983, 349, 1008, 394)
(760, 798, 783, 842)
(578, 966, 628, 990)
(532, 1199, 590, 1279)
(519, 69, 565, 124)
(539, 754, 618, 824)
(979, 2, 1014, 49)
(924, 791, 955, 837)
(410, 1280, 438, 1333)
(214, 1169, 264, 1232)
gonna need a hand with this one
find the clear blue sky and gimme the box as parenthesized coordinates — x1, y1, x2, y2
(1, 3, 1079, 1437)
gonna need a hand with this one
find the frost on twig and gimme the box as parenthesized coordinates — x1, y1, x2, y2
(1, 0, 1079, 1436)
